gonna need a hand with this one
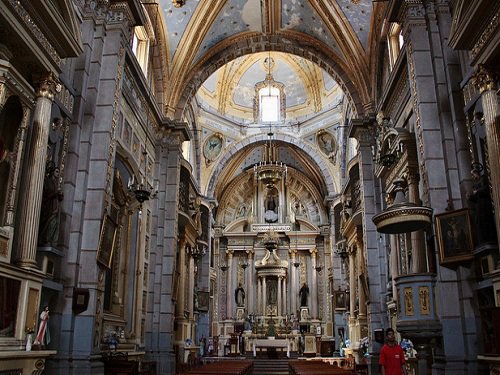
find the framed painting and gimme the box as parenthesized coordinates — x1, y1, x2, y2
(197, 291, 209, 312)
(96, 214, 117, 268)
(334, 291, 346, 310)
(435, 208, 474, 265)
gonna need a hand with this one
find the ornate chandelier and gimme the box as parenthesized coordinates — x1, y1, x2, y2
(253, 131, 287, 189)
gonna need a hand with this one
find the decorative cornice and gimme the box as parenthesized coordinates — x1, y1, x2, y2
(471, 9, 500, 62)
(9, 0, 61, 65)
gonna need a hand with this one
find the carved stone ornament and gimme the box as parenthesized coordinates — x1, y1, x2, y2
(472, 65, 497, 94)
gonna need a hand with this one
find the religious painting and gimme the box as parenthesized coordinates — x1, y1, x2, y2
(435, 208, 474, 265)
(197, 291, 209, 312)
(96, 214, 117, 268)
(334, 291, 346, 310)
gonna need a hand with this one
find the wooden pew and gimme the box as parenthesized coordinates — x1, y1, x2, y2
(178, 359, 253, 375)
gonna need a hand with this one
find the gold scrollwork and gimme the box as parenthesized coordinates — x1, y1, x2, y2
(404, 287, 414, 316)
(419, 286, 430, 315)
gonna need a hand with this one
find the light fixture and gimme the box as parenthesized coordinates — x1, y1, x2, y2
(172, 0, 185, 7)
(315, 262, 323, 272)
(127, 151, 158, 208)
(220, 264, 228, 272)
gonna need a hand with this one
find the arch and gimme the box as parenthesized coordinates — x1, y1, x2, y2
(206, 133, 337, 199)
(170, 34, 366, 119)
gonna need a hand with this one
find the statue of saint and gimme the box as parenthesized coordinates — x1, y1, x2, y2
(38, 161, 63, 246)
(467, 165, 496, 244)
(299, 283, 309, 307)
(235, 284, 245, 307)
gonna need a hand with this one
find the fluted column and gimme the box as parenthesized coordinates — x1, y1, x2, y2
(290, 250, 298, 314)
(282, 276, 287, 316)
(390, 235, 399, 302)
(348, 246, 356, 314)
(257, 277, 262, 315)
(226, 250, 234, 318)
(15, 73, 60, 268)
(262, 276, 267, 315)
(407, 168, 427, 273)
(188, 253, 195, 319)
(473, 66, 500, 249)
(356, 239, 367, 319)
(277, 276, 282, 316)
(310, 248, 318, 318)
(176, 238, 187, 318)
(247, 250, 254, 312)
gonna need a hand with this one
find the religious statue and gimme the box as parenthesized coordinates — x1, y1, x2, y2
(34, 306, 50, 347)
(235, 284, 245, 307)
(299, 283, 309, 307)
(467, 164, 496, 244)
(38, 161, 63, 246)
(264, 189, 279, 223)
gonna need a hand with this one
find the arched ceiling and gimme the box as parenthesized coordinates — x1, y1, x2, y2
(154, 0, 383, 117)
(150, 0, 384, 202)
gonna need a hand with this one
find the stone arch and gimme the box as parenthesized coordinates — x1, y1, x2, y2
(171, 34, 366, 119)
(206, 133, 337, 199)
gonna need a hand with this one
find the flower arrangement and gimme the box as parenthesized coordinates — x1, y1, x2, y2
(106, 332, 118, 350)
(359, 336, 369, 357)
(400, 338, 417, 358)
(267, 324, 276, 337)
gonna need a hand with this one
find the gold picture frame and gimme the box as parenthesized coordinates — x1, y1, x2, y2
(96, 214, 117, 268)
(435, 208, 474, 265)
(334, 291, 346, 310)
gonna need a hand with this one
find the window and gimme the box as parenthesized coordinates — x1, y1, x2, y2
(259, 86, 280, 122)
(388, 23, 404, 69)
(132, 26, 150, 75)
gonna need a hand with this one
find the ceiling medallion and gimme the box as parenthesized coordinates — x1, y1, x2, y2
(172, 0, 185, 8)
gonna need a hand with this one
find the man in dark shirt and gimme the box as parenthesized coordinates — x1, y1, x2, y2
(379, 328, 407, 375)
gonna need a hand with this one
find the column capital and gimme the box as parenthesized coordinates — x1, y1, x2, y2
(226, 249, 235, 257)
(33, 72, 61, 100)
(472, 65, 498, 94)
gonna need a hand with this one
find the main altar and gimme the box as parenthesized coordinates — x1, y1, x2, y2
(210, 145, 335, 357)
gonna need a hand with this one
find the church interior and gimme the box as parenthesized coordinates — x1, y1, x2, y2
(0, 0, 499, 374)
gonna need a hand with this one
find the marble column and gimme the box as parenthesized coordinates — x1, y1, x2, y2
(290, 251, 298, 314)
(176, 239, 187, 319)
(348, 246, 356, 314)
(390, 235, 399, 302)
(188, 253, 195, 319)
(226, 250, 234, 318)
(277, 276, 282, 316)
(310, 248, 318, 318)
(407, 168, 427, 273)
(262, 276, 267, 315)
(15, 73, 60, 268)
(282, 276, 287, 316)
(357, 242, 367, 319)
(473, 66, 500, 249)
(246, 250, 254, 312)
(257, 276, 262, 315)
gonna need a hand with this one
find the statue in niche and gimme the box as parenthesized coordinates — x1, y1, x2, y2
(264, 188, 279, 223)
(38, 161, 63, 246)
(467, 163, 496, 244)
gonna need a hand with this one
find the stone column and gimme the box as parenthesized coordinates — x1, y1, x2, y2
(226, 250, 234, 318)
(282, 276, 287, 316)
(357, 243, 367, 319)
(262, 276, 267, 315)
(277, 276, 282, 316)
(176, 239, 187, 319)
(290, 250, 298, 314)
(390, 235, 399, 302)
(310, 248, 318, 318)
(473, 66, 500, 248)
(188, 252, 195, 319)
(246, 250, 254, 311)
(348, 246, 356, 315)
(15, 73, 60, 268)
(257, 276, 262, 316)
(407, 168, 427, 273)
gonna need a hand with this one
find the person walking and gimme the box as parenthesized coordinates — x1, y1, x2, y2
(379, 328, 407, 375)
